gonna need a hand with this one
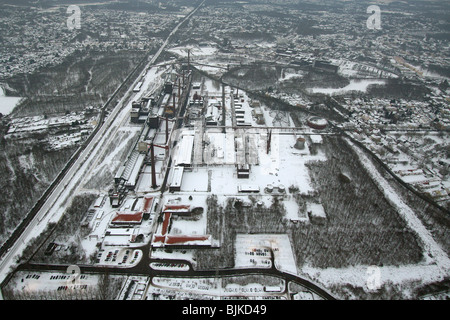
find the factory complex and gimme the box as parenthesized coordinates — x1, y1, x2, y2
(79, 63, 331, 269)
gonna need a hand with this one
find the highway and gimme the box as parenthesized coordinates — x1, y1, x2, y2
(0, 0, 206, 287)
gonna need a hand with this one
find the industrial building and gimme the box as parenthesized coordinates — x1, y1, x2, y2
(237, 164, 250, 179)
(115, 150, 146, 190)
(234, 103, 252, 127)
(151, 203, 211, 248)
(130, 100, 152, 124)
(205, 102, 221, 126)
(294, 137, 306, 150)
(251, 106, 265, 125)
(111, 211, 144, 226)
(307, 116, 328, 130)
(238, 185, 260, 193)
(172, 133, 194, 167)
(169, 166, 184, 192)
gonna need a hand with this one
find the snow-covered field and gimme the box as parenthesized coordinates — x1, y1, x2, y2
(168, 45, 218, 58)
(308, 79, 386, 95)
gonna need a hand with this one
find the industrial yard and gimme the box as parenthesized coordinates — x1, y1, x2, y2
(77, 63, 334, 264)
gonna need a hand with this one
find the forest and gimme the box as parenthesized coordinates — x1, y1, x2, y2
(296, 136, 423, 268)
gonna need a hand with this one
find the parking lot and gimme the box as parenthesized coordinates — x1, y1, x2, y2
(234, 234, 297, 274)
(150, 262, 190, 271)
(97, 248, 142, 268)
(6, 271, 99, 299)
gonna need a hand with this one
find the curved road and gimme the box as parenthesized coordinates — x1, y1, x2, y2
(15, 241, 336, 300)
(16, 258, 337, 300)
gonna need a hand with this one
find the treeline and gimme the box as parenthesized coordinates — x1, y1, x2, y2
(428, 64, 450, 78)
(367, 78, 431, 101)
(194, 195, 234, 269)
(12, 94, 103, 118)
(3, 285, 101, 300)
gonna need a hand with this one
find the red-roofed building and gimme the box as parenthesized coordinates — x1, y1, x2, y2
(161, 212, 172, 235)
(151, 209, 211, 248)
(111, 211, 144, 225)
(142, 196, 154, 213)
(151, 234, 211, 247)
(165, 235, 211, 245)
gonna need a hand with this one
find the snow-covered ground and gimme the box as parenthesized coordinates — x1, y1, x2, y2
(0, 87, 22, 115)
(168, 45, 218, 60)
(235, 234, 297, 274)
(308, 79, 386, 95)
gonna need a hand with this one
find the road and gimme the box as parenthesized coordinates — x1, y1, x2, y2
(0, 0, 206, 287)
(15, 259, 337, 300)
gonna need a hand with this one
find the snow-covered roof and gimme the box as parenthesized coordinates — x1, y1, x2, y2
(111, 211, 144, 224)
(173, 134, 194, 166)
